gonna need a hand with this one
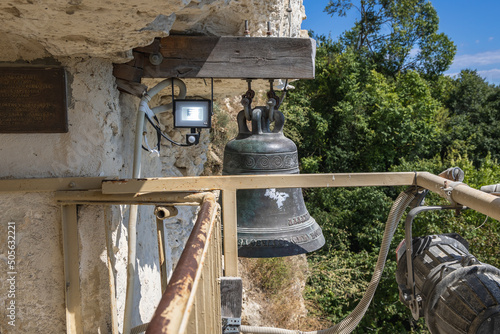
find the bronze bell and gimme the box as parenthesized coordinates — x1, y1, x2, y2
(223, 106, 325, 257)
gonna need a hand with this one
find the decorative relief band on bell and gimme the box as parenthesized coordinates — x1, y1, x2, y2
(288, 213, 311, 226)
(238, 226, 323, 247)
(224, 152, 299, 171)
(238, 239, 288, 247)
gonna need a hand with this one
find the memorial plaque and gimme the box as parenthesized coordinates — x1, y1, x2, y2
(0, 66, 68, 133)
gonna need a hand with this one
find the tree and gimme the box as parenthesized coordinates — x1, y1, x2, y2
(278, 3, 500, 332)
(325, 0, 456, 77)
(442, 70, 500, 165)
(284, 40, 443, 173)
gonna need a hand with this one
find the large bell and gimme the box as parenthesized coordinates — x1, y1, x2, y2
(223, 106, 325, 257)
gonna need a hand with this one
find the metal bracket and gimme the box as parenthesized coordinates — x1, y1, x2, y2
(442, 180, 463, 206)
(404, 204, 465, 320)
(222, 317, 241, 333)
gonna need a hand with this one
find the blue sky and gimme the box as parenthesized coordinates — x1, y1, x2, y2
(301, 0, 500, 85)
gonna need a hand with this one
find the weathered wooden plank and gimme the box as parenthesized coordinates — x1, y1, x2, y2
(148, 36, 315, 79)
(112, 51, 145, 82)
(114, 78, 147, 97)
(112, 36, 316, 94)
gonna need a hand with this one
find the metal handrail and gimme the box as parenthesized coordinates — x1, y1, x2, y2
(146, 192, 221, 334)
(100, 171, 500, 276)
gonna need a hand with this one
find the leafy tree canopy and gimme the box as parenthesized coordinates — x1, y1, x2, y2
(284, 45, 443, 173)
(325, 0, 456, 77)
(441, 69, 500, 165)
(276, 2, 500, 332)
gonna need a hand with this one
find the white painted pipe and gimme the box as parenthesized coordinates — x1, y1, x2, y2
(123, 78, 186, 334)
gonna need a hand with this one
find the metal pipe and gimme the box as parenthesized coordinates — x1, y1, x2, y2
(124, 78, 187, 334)
(55, 190, 207, 205)
(222, 189, 238, 276)
(415, 172, 500, 221)
(244, 20, 250, 37)
(102, 172, 417, 194)
(154, 206, 178, 220)
(146, 193, 218, 334)
(156, 217, 168, 293)
(0, 176, 106, 193)
(102, 172, 500, 222)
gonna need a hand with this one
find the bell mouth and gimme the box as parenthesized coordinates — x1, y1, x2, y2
(237, 235, 326, 258)
(236, 216, 325, 258)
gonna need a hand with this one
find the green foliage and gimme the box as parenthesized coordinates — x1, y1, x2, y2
(284, 47, 443, 172)
(277, 2, 500, 332)
(303, 155, 500, 332)
(325, 0, 456, 76)
(209, 103, 238, 149)
(392, 155, 500, 268)
(306, 187, 392, 253)
(441, 70, 500, 166)
(306, 251, 428, 333)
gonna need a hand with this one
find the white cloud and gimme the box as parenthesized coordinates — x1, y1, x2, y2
(477, 68, 500, 84)
(452, 49, 500, 67)
(409, 47, 420, 58)
(446, 68, 500, 85)
(489, 37, 495, 41)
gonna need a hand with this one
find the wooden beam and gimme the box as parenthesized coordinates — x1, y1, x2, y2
(220, 277, 242, 332)
(114, 78, 147, 97)
(112, 51, 145, 83)
(113, 36, 316, 82)
(157, 36, 315, 79)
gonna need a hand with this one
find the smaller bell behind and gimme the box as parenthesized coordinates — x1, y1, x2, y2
(223, 107, 325, 258)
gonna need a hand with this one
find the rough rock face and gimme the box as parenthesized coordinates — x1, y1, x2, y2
(0, 0, 307, 61)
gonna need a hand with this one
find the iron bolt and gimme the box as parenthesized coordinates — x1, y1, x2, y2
(149, 53, 163, 65)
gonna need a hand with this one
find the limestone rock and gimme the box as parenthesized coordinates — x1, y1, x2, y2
(0, 0, 307, 61)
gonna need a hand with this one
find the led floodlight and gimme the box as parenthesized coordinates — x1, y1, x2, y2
(173, 100, 211, 129)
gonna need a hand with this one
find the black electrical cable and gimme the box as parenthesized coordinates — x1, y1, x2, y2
(144, 113, 193, 147)
(141, 115, 165, 152)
